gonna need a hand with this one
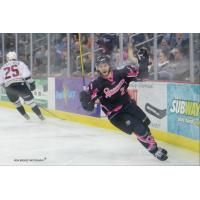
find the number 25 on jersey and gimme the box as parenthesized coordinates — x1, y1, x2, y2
(4, 65, 20, 80)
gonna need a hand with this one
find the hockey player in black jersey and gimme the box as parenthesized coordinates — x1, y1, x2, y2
(80, 53, 168, 161)
(0, 52, 45, 121)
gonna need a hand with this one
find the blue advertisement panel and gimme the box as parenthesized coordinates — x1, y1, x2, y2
(167, 83, 200, 140)
(55, 77, 100, 117)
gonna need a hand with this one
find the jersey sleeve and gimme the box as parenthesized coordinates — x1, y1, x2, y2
(19, 61, 31, 79)
(87, 80, 101, 101)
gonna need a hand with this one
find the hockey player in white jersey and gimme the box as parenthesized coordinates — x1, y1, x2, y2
(0, 52, 45, 120)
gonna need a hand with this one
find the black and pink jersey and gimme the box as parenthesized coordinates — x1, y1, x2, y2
(88, 65, 138, 118)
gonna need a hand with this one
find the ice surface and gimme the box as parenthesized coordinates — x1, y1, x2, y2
(0, 107, 199, 165)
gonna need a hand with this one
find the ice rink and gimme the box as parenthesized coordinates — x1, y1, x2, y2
(0, 107, 199, 166)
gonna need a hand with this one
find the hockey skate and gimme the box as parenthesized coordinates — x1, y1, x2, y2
(23, 113, 30, 120)
(38, 114, 45, 121)
(153, 147, 168, 161)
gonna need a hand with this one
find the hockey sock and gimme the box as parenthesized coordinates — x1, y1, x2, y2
(25, 99, 42, 117)
(16, 105, 26, 116)
(32, 105, 42, 116)
(136, 132, 158, 154)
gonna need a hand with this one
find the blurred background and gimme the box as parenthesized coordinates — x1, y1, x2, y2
(0, 33, 199, 82)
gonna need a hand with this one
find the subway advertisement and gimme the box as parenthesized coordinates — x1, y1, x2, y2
(167, 83, 200, 140)
(129, 81, 200, 141)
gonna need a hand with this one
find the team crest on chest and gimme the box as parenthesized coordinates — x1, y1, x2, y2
(103, 79, 125, 98)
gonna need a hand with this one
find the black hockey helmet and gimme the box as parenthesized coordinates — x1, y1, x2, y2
(95, 55, 110, 71)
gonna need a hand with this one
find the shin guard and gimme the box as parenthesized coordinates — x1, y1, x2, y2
(136, 132, 158, 154)
(16, 105, 26, 116)
(32, 105, 42, 116)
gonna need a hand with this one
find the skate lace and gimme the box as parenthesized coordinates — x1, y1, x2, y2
(146, 135, 156, 151)
(154, 148, 164, 158)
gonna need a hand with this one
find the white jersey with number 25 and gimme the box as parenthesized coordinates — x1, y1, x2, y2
(0, 61, 31, 87)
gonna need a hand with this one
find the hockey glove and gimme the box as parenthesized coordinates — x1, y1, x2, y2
(29, 81, 36, 91)
(25, 77, 36, 91)
(137, 47, 150, 79)
(79, 90, 95, 111)
(137, 47, 150, 66)
(137, 47, 149, 61)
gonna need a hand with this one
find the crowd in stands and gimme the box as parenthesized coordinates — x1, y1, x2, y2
(1, 33, 199, 82)
(149, 33, 200, 81)
(98, 33, 199, 82)
(146, 33, 189, 81)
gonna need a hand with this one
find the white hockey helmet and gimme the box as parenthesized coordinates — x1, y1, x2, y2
(6, 51, 17, 61)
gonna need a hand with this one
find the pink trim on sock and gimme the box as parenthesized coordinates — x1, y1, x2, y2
(136, 134, 156, 151)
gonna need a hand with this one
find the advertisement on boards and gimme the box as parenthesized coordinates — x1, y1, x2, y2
(167, 83, 200, 140)
(129, 81, 167, 131)
(55, 77, 100, 117)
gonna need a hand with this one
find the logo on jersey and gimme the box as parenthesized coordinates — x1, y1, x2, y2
(103, 79, 125, 98)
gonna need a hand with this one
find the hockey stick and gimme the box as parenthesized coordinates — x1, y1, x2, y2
(38, 35, 85, 119)
(38, 104, 66, 121)
(78, 33, 86, 90)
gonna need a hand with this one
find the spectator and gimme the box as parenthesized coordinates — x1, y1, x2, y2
(84, 52, 92, 74)
(123, 33, 129, 48)
(167, 33, 189, 56)
(151, 47, 190, 81)
(156, 49, 175, 80)
(111, 48, 120, 68)
(130, 33, 153, 49)
(127, 41, 138, 65)
(55, 37, 67, 56)
(148, 53, 154, 75)
(158, 48, 170, 68)
(159, 38, 171, 52)
(34, 45, 47, 67)
(170, 47, 190, 81)
(33, 45, 47, 76)
(132, 33, 147, 45)
(60, 48, 68, 68)
(96, 33, 119, 55)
